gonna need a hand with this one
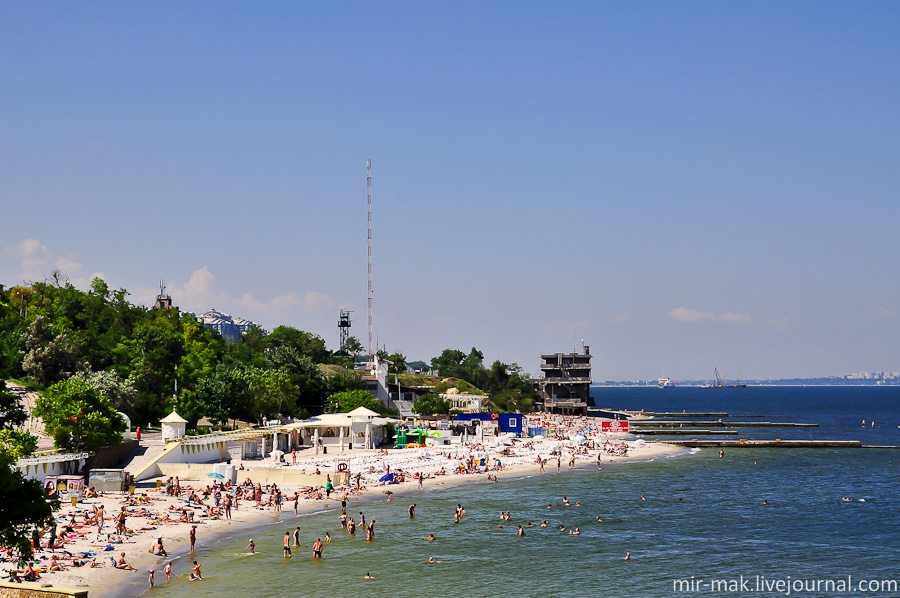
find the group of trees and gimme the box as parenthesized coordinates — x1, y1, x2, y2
(0, 276, 539, 440)
(430, 348, 536, 413)
(0, 277, 367, 440)
(0, 386, 53, 560)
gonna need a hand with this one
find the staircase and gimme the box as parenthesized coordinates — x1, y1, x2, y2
(118, 438, 167, 475)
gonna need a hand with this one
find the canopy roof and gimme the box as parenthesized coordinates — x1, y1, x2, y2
(160, 410, 188, 424)
(347, 406, 380, 417)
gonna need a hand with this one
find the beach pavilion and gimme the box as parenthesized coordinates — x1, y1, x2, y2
(285, 409, 392, 450)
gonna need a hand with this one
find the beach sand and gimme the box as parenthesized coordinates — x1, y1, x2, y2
(3, 430, 680, 597)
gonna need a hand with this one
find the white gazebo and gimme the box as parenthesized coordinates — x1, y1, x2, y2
(160, 410, 188, 441)
(348, 407, 380, 449)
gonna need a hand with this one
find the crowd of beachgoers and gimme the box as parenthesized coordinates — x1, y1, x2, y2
(0, 413, 678, 595)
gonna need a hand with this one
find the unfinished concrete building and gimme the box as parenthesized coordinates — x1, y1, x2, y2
(534, 346, 592, 414)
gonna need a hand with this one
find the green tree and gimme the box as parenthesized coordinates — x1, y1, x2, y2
(72, 369, 136, 411)
(0, 449, 53, 560)
(325, 367, 364, 396)
(265, 346, 327, 414)
(20, 317, 85, 385)
(248, 368, 299, 424)
(0, 384, 37, 458)
(171, 389, 206, 430)
(33, 378, 126, 452)
(196, 365, 254, 427)
(327, 389, 391, 416)
(412, 392, 452, 416)
(266, 326, 329, 363)
(384, 352, 408, 376)
(341, 336, 363, 361)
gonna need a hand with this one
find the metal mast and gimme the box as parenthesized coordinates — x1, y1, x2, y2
(367, 159, 374, 362)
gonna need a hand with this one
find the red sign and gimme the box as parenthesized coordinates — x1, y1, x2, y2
(601, 420, 629, 434)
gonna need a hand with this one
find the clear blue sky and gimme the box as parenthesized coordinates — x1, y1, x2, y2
(1, 2, 898, 380)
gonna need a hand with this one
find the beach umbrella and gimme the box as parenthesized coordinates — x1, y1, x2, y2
(340, 427, 345, 453)
(379, 473, 395, 482)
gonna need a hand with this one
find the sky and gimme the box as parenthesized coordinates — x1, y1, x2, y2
(1, 2, 898, 381)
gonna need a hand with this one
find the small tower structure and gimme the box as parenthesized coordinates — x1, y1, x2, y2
(339, 310, 352, 351)
(160, 410, 187, 441)
(154, 280, 173, 311)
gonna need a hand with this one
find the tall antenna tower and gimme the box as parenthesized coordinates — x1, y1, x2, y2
(367, 158, 374, 361)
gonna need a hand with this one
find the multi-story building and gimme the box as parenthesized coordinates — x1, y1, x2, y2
(187, 309, 260, 343)
(534, 346, 592, 414)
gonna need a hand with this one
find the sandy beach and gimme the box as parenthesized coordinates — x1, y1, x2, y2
(3, 418, 680, 598)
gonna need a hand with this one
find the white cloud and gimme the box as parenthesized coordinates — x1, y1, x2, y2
(667, 307, 715, 323)
(1, 238, 107, 290)
(136, 266, 339, 327)
(611, 313, 631, 324)
(3, 238, 83, 282)
(667, 307, 753, 324)
(717, 312, 753, 324)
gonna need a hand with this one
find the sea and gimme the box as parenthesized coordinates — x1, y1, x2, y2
(109, 387, 900, 598)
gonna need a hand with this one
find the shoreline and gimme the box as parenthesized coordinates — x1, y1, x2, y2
(4, 435, 684, 598)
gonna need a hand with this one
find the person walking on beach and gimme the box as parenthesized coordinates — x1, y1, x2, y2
(293, 526, 300, 547)
(283, 531, 292, 558)
(148, 568, 154, 588)
(557, 455, 561, 473)
(189, 525, 197, 552)
(537, 455, 544, 474)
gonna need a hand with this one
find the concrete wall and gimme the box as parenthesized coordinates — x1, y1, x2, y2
(15, 459, 79, 482)
(0, 582, 87, 598)
(133, 441, 229, 481)
(87, 440, 138, 471)
(155, 463, 349, 487)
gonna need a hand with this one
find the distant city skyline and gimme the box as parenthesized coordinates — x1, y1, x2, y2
(1, 3, 898, 379)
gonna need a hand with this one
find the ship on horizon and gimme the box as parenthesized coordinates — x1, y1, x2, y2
(658, 376, 676, 387)
(699, 368, 746, 388)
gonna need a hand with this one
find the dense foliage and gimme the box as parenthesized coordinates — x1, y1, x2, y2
(0, 385, 52, 560)
(327, 389, 395, 416)
(412, 392, 453, 416)
(0, 278, 343, 439)
(430, 348, 536, 412)
(33, 379, 126, 452)
(0, 277, 537, 456)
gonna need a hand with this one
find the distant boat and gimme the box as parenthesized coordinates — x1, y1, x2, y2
(658, 377, 676, 387)
(700, 368, 746, 388)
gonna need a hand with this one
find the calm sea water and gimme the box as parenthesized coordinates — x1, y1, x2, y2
(111, 387, 900, 598)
